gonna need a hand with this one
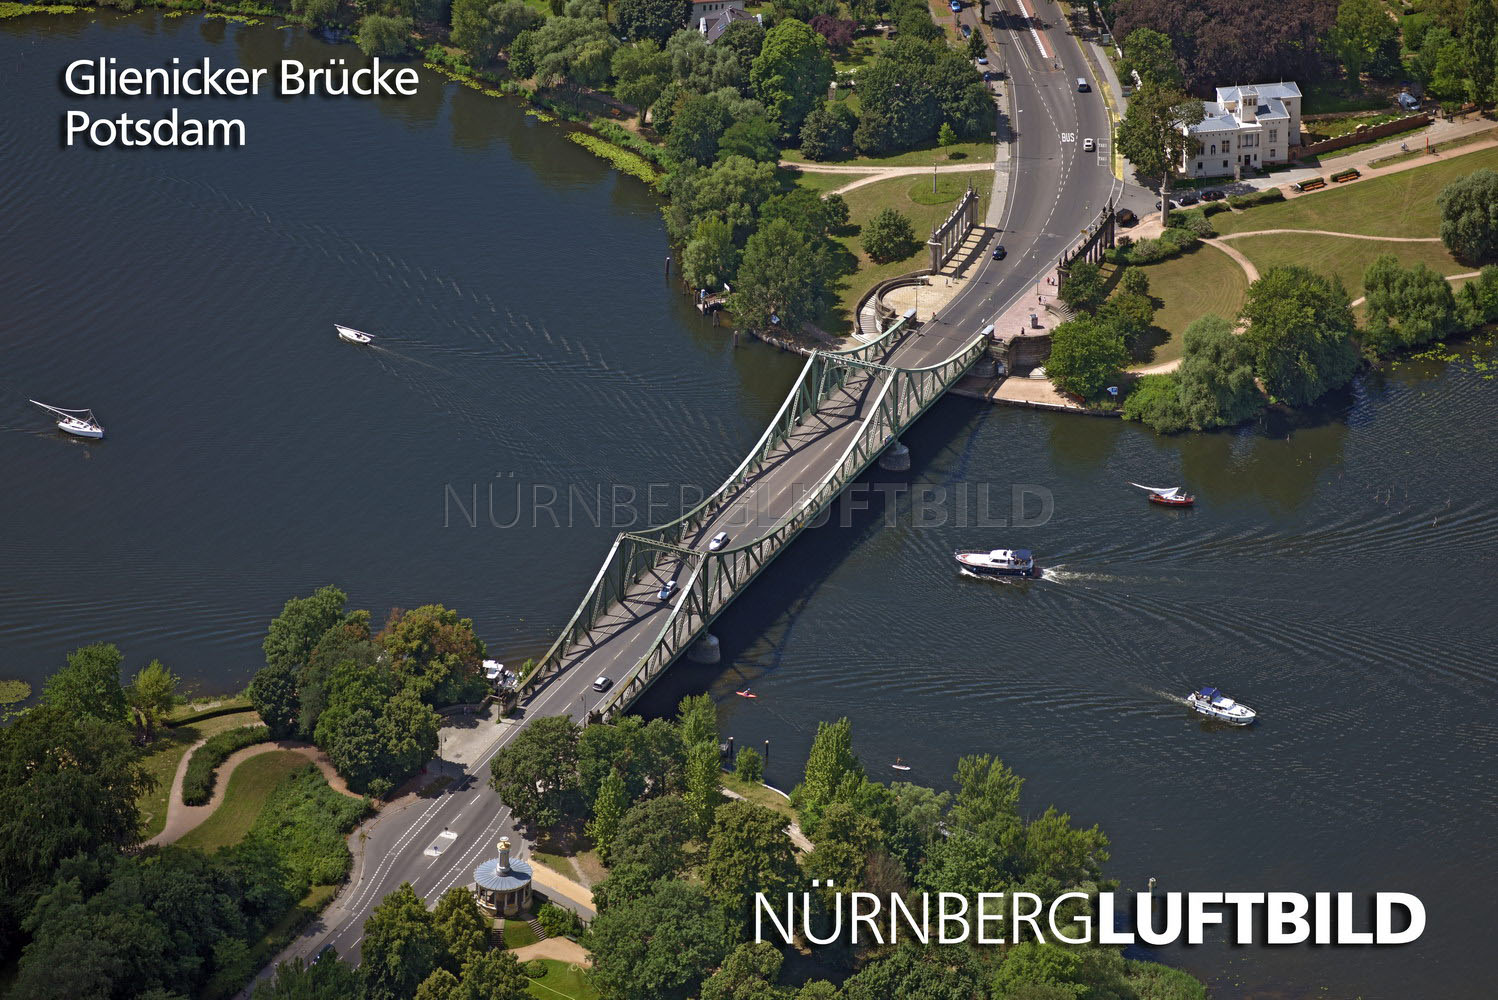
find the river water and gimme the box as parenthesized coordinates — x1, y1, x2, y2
(3, 12, 1495, 998)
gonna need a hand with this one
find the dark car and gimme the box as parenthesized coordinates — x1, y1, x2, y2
(961, 23, 972, 37)
(1154, 199, 1177, 211)
(1201, 188, 1225, 201)
(1116, 207, 1137, 226)
(1177, 191, 1200, 206)
(992, 244, 1007, 260)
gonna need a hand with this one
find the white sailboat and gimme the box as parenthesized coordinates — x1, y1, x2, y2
(30, 400, 104, 439)
(335, 324, 373, 344)
(1129, 482, 1194, 507)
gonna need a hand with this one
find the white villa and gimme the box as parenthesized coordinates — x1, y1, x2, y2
(1181, 82, 1303, 178)
(691, 0, 762, 43)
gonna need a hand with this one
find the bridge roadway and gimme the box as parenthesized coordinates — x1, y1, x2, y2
(262, 0, 1120, 976)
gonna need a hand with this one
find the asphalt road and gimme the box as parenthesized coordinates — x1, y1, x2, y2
(269, 2, 1124, 974)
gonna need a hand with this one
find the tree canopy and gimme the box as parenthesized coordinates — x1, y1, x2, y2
(1240, 265, 1358, 406)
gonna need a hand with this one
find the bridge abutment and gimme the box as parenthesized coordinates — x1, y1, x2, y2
(687, 633, 722, 665)
(878, 438, 911, 472)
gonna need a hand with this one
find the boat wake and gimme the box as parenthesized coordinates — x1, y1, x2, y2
(958, 568, 1018, 584)
(1152, 688, 1193, 707)
(1040, 567, 1129, 585)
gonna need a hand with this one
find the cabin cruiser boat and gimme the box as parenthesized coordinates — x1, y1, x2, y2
(335, 324, 373, 344)
(30, 400, 103, 439)
(1186, 687, 1257, 725)
(953, 548, 1040, 578)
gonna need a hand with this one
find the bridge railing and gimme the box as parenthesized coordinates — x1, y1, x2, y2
(594, 333, 989, 718)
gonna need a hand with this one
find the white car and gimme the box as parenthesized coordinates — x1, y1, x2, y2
(593, 676, 612, 692)
(657, 579, 678, 601)
(1083, 138, 1095, 152)
(708, 531, 730, 551)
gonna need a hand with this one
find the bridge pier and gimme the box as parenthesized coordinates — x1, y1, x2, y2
(878, 438, 911, 472)
(687, 633, 721, 665)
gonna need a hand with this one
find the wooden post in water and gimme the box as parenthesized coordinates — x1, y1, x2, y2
(664, 255, 671, 277)
(763, 739, 770, 763)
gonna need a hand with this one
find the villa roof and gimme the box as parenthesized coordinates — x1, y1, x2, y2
(1216, 82, 1301, 104)
(1188, 96, 1290, 134)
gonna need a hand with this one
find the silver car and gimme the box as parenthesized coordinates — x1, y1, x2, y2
(708, 531, 730, 551)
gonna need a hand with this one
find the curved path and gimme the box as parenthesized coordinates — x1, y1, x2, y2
(779, 159, 998, 197)
(509, 938, 590, 967)
(148, 739, 357, 847)
(1216, 228, 1445, 243)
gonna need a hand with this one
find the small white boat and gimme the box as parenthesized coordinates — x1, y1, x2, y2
(1131, 482, 1195, 507)
(30, 400, 103, 439)
(335, 324, 373, 344)
(954, 548, 1040, 578)
(1186, 687, 1256, 725)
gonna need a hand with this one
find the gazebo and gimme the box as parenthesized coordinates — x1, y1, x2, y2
(473, 837, 533, 917)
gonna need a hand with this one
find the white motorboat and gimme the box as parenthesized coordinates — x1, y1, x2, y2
(953, 548, 1040, 579)
(30, 400, 104, 439)
(335, 324, 373, 344)
(1186, 687, 1257, 725)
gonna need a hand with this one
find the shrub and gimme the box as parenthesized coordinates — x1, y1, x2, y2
(243, 764, 370, 892)
(1227, 188, 1286, 209)
(182, 725, 271, 806)
(733, 745, 764, 782)
(1183, 213, 1215, 238)
(1201, 200, 1229, 216)
(1122, 373, 1188, 432)
(354, 14, 412, 58)
(538, 902, 584, 938)
(525, 960, 547, 978)
(1120, 267, 1150, 297)
(1059, 260, 1106, 311)
(861, 208, 918, 263)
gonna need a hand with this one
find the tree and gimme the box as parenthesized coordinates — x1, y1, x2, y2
(613, 41, 672, 120)
(355, 15, 413, 57)
(1438, 168, 1498, 263)
(127, 659, 177, 741)
(1331, 0, 1397, 82)
(584, 880, 734, 1000)
(588, 768, 629, 862)
(1240, 265, 1358, 406)
(1175, 313, 1262, 430)
(1463, 0, 1497, 106)
(720, 114, 781, 163)
(249, 659, 300, 739)
(432, 887, 490, 973)
(1096, 289, 1156, 348)
(43, 642, 129, 725)
(1122, 372, 1190, 433)
(842, 941, 988, 1000)
(293, 0, 341, 30)
(717, 17, 767, 72)
(662, 154, 779, 245)
(616, 0, 691, 45)
(1021, 806, 1109, 895)
(527, 1, 618, 90)
(488, 714, 580, 829)
(666, 30, 747, 93)
(1044, 317, 1128, 400)
(683, 738, 724, 835)
(728, 216, 836, 332)
(1058, 260, 1105, 311)
(253, 953, 363, 999)
(733, 745, 764, 782)
(0, 705, 153, 957)
(379, 604, 486, 706)
(362, 882, 447, 1000)
(792, 717, 863, 835)
(457, 950, 530, 1000)
(415, 969, 463, 1000)
(1119, 27, 1182, 88)
(610, 795, 697, 879)
(1361, 255, 1462, 354)
(263, 585, 349, 674)
(751, 19, 835, 139)
(1112, 0, 1335, 90)
(1115, 85, 1203, 225)
(700, 942, 789, 1000)
(452, 0, 543, 65)
(861, 207, 918, 263)
(885, 780, 950, 870)
(677, 692, 719, 748)
(966, 29, 986, 61)
(1120, 266, 1150, 297)
(667, 91, 736, 165)
(799, 100, 857, 160)
(682, 216, 740, 290)
(810, 13, 857, 51)
(702, 801, 800, 926)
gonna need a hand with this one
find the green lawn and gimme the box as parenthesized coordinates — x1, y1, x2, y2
(783, 168, 876, 197)
(721, 773, 798, 823)
(1368, 125, 1498, 168)
(137, 709, 261, 840)
(527, 959, 600, 1000)
(820, 171, 993, 332)
(833, 33, 891, 72)
(177, 751, 309, 853)
(1129, 242, 1252, 367)
(1213, 146, 1498, 237)
(1228, 233, 1467, 301)
(503, 918, 540, 949)
(782, 142, 995, 168)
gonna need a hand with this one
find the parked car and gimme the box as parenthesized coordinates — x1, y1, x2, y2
(708, 530, 730, 551)
(949, 0, 962, 9)
(1082, 137, 1095, 152)
(1116, 207, 1137, 226)
(992, 244, 1007, 260)
(658, 579, 677, 601)
(1177, 191, 1200, 206)
(976, 54, 988, 65)
(1154, 199, 1178, 211)
(961, 23, 972, 36)
(1201, 188, 1225, 201)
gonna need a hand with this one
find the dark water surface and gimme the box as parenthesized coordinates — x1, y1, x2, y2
(3, 12, 1496, 999)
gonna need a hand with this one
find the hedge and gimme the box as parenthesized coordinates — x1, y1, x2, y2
(169, 698, 253, 727)
(1201, 200, 1230, 216)
(1227, 188, 1286, 209)
(1111, 226, 1199, 265)
(182, 725, 271, 806)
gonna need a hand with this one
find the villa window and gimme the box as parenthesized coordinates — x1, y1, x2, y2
(1223, 140, 1231, 152)
(1270, 148, 1276, 158)
(1222, 160, 1228, 168)
(1270, 129, 1278, 141)
(1210, 144, 1216, 154)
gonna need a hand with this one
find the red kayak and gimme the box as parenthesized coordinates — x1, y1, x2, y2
(735, 688, 757, 699)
